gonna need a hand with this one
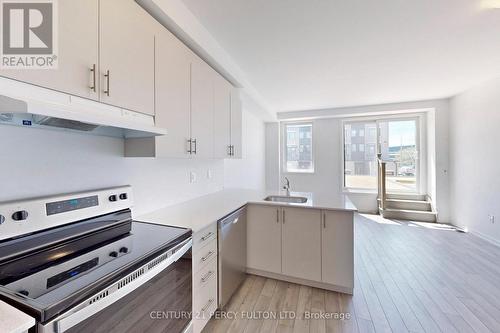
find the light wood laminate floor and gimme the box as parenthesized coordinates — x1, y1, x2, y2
(203, 214, 500, 333)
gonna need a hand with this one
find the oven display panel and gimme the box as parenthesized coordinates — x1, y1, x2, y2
(46, 196, 99, 216)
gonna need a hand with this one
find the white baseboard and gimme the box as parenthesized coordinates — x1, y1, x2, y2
(246, 268, 353, 295)
(468, 229, 500, 248)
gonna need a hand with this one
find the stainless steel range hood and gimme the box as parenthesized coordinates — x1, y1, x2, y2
(0, 77, 167, 138)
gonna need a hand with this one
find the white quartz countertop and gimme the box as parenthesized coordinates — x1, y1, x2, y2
(136, 189, 357, 233)
(0, 301, 35, 333)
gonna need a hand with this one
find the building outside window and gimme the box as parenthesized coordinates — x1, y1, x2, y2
(284, 123, 314, 173)
(343, 122, 378, 189)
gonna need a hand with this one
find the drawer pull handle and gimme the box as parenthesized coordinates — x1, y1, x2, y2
(202, 298, 215, 312)
(201, 251, 215, 262)
(201, 232, 213, 242)
(201, 271, 215, 283)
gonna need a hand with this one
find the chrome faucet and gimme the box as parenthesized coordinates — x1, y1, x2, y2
(283, 177, 290, 196)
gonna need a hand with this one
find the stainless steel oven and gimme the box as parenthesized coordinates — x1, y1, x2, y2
(0, 186, 193, 333)
(57, 239, 192, 333)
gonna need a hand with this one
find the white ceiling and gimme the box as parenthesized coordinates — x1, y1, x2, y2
(181, 0, 500, 113)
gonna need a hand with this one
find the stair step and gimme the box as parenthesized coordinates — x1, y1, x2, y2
(384, 198, 432, 211)
(381, 208, 437, 223)
(386, 193, 427, 201)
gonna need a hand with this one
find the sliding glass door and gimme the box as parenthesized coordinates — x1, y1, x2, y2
(343, 118, 419, 193)
(378, 119, 419, 192)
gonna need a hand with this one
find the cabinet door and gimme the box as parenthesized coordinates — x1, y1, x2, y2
(230, 88, 243, 159)
(247, 205, 282, 274)
(0, 0, 99, 100)
(321, 211, 354, 289)
(213, 73, 231, 159)
(282, 208, 321, 281)
(190, 56, 214, 158)
(100, 0, 155, 115)
(154, 27, 191, 158)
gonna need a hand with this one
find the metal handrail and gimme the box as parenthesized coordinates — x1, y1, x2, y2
(377, 156, 387, 210)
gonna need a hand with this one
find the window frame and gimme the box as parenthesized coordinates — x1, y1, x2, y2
(281, 121, 315, 174)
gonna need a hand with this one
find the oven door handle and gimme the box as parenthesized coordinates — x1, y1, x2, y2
(40, 238, 192, 333)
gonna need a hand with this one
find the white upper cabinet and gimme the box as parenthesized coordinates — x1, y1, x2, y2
(153, 27, 191, 158)
(190, 56, 215, 159)
(213, 73, 232, 159)
(247, 205, 282, 274)
(281, 207, 322, 281)
(0, 0, 99, 100)
(321, 210, 354, 289)
(99, 0, 155, 115)
(230, 88, 243, 159)
(213, 75, 243, 159)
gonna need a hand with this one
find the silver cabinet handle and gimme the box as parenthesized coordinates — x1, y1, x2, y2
(201, 251, 215, 262)
(201, 232, 213, 242)
(187, 139, 193, 154)
(193, 139, 197, 154)
(231, 145, 235, 156)
(323, 212, 326, 228)
(201, 270, 215, 283)
(202, 298, 215, 312)
(89, 64, 96, 92)
(227, 145, 232, 156)
(103, 70, 110, 96)
(276, 209, 279, 223)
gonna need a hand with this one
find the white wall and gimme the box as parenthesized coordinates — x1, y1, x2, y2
(268, 99, 450, 218)
(449, 77, 500, 244)
(224, 109, 266, 189)
(0, 111, 266, 216)
(0, 126, 224, 217)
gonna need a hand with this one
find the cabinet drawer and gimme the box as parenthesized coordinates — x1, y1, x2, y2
(193, 238, 217, 274)
(193, 270, 218, 333)
(193, 223, 217, 252)
(193, 256, 218, 292)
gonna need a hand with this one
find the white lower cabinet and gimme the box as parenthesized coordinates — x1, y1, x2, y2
(247, 204, 282, 274)
(192, 223, 218, 333)
(246, 204, 354, 293)
(321, 210, 354, 290)
(281, 207, 321, 281)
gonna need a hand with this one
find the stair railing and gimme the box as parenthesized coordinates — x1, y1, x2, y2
(377, 156, 387, 211)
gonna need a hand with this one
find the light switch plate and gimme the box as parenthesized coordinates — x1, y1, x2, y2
(190, 171, 197, 183)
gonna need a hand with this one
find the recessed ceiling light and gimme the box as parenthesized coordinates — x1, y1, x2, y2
(481, 0, 500, 8)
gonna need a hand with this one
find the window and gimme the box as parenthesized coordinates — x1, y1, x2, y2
(343, 122, 377, 190)
(284, 123, 313, 173)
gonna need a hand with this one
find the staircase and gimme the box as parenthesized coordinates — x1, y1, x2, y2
(377, 157, 437, 223)
(379, 193, 437, 222)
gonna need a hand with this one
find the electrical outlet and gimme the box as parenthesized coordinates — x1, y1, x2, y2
(489, 214, 495, 224)
(207, 169, 212, 180)
(189, 171, 197, 184)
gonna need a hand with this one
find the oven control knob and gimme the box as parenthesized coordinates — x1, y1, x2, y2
(0, 215, 5, 225)
(12, 210, 28, 221)
(119, 247, 128, 254)
(18, 290, 29, 297)
(119, 193, 128, 200)
(109, 251, 118, 258)
(109, 195, 118, 202)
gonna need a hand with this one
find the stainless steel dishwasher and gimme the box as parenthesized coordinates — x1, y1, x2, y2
(218, 206, 247, 309)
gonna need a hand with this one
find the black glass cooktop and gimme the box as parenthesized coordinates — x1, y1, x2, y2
(0, 209, 191, 322)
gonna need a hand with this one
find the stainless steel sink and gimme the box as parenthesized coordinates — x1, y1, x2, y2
(264, 195, 308, 204)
